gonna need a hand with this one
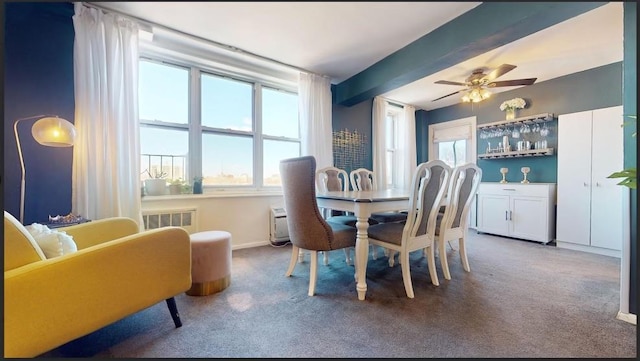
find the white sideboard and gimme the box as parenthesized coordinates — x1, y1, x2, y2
(476, 182, 556, 244)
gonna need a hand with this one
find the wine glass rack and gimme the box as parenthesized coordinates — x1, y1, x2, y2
(477, 113, 555, 160)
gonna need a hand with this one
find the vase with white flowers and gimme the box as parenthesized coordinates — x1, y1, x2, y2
(500, 98, 526, 120)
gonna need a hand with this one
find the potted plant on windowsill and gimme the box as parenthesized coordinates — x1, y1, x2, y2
(169, 178, 186, 195)
(144, 169, 168, 196)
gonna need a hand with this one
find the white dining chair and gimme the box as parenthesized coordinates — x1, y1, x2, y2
(366, 160, 451, 298)
(315, 165, 357, 265)
(349, 167, 405, 260)
(315, 166, 350, 219)
(434, 163, 482, 280)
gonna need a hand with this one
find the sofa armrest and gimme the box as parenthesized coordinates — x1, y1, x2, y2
(58, 217, 140, 250)
(4, 226, 191, 358)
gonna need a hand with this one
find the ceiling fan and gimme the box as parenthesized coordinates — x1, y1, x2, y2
(432, 64, 537, 102)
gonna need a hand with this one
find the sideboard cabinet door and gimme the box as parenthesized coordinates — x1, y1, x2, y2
(476, 183, 556, 244)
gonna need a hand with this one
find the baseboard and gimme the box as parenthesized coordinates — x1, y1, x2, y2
(232, 240, 271, 250)
(616, 311, 637, 325)
(555, 241, 620, 258)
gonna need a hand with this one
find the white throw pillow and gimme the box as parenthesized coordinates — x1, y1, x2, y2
(24, 223, 78, 259)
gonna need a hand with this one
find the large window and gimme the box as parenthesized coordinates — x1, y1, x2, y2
(384, 103, 408, 189)
(428, 117, 476, 168)
(139, 59, 300, 189)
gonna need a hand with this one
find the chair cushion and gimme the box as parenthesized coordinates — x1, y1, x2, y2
(25, 223, 78, 259)
(326, 221, 357, 250)
(371, 211, 408, 223)
(327, 215, 378, 228)
(368, 222, 406, 246)
(4, 211, 46, 271)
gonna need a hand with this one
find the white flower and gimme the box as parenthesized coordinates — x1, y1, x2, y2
(500, 98, 526, 111)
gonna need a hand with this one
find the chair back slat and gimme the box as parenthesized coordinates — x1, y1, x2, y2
(316, 166, 349, 192)
(444, 163, 483, 230)
(406, 160, 450, 239)
(350, 168, 376, 191)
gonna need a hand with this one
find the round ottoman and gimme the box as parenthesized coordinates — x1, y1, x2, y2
(186, 230, 232, 296)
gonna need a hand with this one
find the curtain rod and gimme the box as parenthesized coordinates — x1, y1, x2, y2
(81, 2, 329, 79)
(378, 96, 412, 109)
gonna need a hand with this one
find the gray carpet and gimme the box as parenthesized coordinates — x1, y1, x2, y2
(40, 232, 636, 358)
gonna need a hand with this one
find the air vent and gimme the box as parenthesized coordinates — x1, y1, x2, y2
(270, 207, 290, 245)
(142, 207, 198, 234)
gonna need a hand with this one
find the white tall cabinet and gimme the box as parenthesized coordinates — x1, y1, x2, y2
(556, 105, 626, 257)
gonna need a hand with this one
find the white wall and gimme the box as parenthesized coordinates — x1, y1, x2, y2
(141, 191, 285, 250)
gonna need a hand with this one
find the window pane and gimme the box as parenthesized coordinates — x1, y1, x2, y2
(438, 139, 468, 168)
(454, 140, 467, 166)
(438, 141, 456, 168)
(201, 74, 252, 131)
(202, 133, 253, 185)
(263, 87, 298, 138)
(385, 115, 394, 148)
(263, 140, 300, 186)
(139, 61, 189, 124)
(386, 150, 394, 187)
(140, 126, 189, 180)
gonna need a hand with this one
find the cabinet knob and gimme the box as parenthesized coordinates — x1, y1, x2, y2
(595, 182, 601, 187)
(583, 182, 589, 187)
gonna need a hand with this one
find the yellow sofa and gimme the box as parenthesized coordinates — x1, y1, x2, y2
(3, 211, 192, 358)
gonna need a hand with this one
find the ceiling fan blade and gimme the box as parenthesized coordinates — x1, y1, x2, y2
(432, 89, 464, 102)
(487, 78, 537, 87)
(435, 80, 468, 86)
(483, 64, 517, 82)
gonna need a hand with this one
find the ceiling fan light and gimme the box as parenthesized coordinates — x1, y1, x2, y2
(461, 93, 471, 102)
(481, 88, 491, 99)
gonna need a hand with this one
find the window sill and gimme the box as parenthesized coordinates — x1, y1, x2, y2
(141, 189, 283, 202)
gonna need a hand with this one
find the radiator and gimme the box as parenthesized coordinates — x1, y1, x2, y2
(142, 207, 198, 234)
(270, 207, 290, 245)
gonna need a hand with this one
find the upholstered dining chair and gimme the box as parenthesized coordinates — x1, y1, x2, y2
(280, 156, 357, 296)
(434, 163, 482, 280)
(367, 160, 451, 298)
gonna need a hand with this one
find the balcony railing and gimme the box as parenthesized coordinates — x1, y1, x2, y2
(141, 154, 187, 181)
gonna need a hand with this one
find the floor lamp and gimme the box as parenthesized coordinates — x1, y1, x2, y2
(13, 115, 77, 224)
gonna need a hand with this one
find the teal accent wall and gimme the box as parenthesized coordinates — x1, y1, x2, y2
(331, 99, 373, 177)
(418, 62, 623, 183)
(622, 1, 636, 315)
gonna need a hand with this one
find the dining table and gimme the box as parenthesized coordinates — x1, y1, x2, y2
(316, 188, 410, 301)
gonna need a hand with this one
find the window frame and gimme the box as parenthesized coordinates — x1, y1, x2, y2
(385, 105, 402, 189)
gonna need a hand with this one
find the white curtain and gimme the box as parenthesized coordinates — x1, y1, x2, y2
(72, 3, 143, 228)
(398, 104, 417, 189)
(298, 72, 333, 169)
(372, 96, 388, 189)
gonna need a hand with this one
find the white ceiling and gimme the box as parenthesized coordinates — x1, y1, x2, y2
(93, 2, 623, 111)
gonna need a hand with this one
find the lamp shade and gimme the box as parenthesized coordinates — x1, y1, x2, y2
(31, 117, 76, 147)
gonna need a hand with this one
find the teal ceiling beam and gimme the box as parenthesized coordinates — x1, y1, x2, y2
(332, 1, 608, 107)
